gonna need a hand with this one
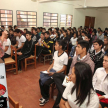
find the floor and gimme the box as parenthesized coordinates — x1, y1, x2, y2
(6, 62, 56, 108)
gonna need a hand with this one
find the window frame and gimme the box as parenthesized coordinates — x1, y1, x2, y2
(16, 10, 37, 28)
(0, 9, 13, 27)
(43, 12, 58, 27)
(60, 14, 72, 27)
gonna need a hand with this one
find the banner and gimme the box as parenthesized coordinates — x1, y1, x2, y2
(0, 59, 9, 108)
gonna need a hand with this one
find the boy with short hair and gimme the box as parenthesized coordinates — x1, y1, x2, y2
(90, 39, 104, 72)
(14, 29, 26, 52)
(16, 31, 34, 73)
(53, 40, 95, 108)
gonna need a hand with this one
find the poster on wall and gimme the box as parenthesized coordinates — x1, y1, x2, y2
(0, 59, 9, 108)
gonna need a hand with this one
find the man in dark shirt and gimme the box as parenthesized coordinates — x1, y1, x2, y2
(89, 39, 104, 72)
(16, 31, 34, 73)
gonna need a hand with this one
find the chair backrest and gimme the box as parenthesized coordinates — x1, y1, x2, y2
(11, 45, 17, 63)
(34, 44, 36, 57)
(8, 95, 22, 108)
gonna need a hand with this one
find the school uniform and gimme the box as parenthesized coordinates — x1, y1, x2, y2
(16, 35, 26, 52)
(53, 53, 95, 107)
(93, 68, 108, 108)
(36, 37, 53, 57)
(62, 82, 99, 108)
(39, 51, 68, 101)
(90, 50, 104, 72)
(70, 37, 77, 46)
(3, 38, 11, 58)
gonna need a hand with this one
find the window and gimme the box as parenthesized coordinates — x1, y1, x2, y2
(0, 9, 13, 28)
(60, 14, 72, 27)
(43, 12, 58, 27)
(17, 10, 37, 28)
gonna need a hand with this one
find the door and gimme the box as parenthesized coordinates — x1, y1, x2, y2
(85, 16, 95, 28)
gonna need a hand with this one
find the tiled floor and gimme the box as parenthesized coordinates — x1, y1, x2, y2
(6, 62, 56, 108)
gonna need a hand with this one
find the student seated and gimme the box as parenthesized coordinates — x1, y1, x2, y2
(70, 32, 78, 47)
(9, 29, 17, 46)
(37, 27, 41, 36)
(81, 31, 86, 40)
(39, 40, 68, 106)
(90, 39, 104, 72)
(23, 28, 28, 37)
(3, 31, 11, 58)
(61, 30, 69, 43)
(53, 31, 60, 44)
(36, 33, 45, 46)
(14, 31, 34, 72)
(9, 29, 14, 40)
(68, 37, 83, 74)
(104, 37, 108, 54)
(84, 34, 92, 53)
(59, 30, 63, 39)
(91, 30, 97, 43)
(32, 28, 40, 44)
(36, 31, 53, 58)
(60, 62, 99, 108)
(50, 28, 56, 40)
(67, 28, 72, 39)
(97, 30, 104, 42)
(93, 53, 108, 108)
(53, 40, 95, 108)
(14, 29, 26, 52)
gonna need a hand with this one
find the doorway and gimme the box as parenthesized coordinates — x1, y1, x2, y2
(85, 16, 95, 28)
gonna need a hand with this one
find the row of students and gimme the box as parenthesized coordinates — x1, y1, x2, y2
(38, 39, 108, 108)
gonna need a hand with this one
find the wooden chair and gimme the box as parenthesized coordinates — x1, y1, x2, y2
(8, 95, 23, 108)
(41, 44, 54, 65)
(24, 44, 36, 71)
(50, 67, 67, 98)
(65, 42, 69, 55)
(4, 45, 18, 74)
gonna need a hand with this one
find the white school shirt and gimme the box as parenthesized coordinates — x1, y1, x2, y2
(53, 51, 68, 72)
(16, 35, 26, 48)
(50, 34, 56, 39)
(62, 82, 99, 108)
(60, 34, 63, 38)
(3, 38, 11, 55)
(70, 37, 77, 46)
(93, 67, 108, 99)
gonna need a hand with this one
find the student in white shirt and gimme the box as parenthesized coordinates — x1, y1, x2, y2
(60, 62, 99, 108)
(70, 32, 78, 46)
(81, 31, 86, 40)
(3, 32, 11, 58)
(36, 33, 45, 46)
(93, 53, 108, 108)
(39, 40, 68, 106)
(14, 29, 26, 52)
(59, 30, 63, 39)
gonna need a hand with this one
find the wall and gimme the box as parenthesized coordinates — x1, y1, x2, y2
(0, 0, 37, 30)
(0, 0, 108, 30)
(95, 10, 108, 30)
(37, 1, 74, 29)
(72, 8, 98, 29)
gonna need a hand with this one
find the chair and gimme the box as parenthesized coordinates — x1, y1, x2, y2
(8, 95, 23, 108)
(41, 44, 54, 65)
(50, 67, 67, 98)
(65, 42, 69, 55)
(24, 44, 36, 71)
(4, 45, 18, 74)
